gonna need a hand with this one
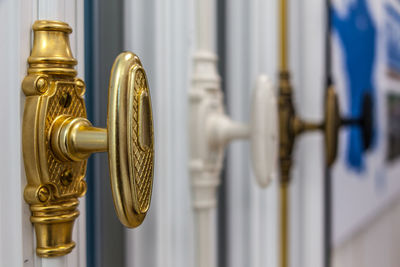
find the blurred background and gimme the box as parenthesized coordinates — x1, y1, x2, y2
(2, 0, 400, 267)
(83, 0, 400, 267)
(84, 0, 400, 267)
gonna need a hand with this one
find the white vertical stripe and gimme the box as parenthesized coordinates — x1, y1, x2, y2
(124, 0, 194, 267)
(225, 1, 247, 266)
(0, 0, 31, 265)
(289, 0, 325, 266)
(38, 0, 65, 21)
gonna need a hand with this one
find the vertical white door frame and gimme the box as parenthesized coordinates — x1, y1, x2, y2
(124, 1, 195, 267)
(0, 1, 86, 267)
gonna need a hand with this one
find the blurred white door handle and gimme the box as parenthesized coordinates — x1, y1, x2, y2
(189, 1, 278, 267)
(203, 74, 278, 187)
(250, 75, 278, 187)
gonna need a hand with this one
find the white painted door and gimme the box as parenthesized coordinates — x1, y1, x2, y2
(0, 1, 86, 267)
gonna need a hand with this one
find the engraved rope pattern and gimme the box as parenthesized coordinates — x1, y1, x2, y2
(132, 69, 153, 213)
(45, 82, 87, 196)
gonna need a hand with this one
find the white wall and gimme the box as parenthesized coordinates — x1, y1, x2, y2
(333, 196, 400, 267)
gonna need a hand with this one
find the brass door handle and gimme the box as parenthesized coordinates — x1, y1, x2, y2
(22, 20, 154, 257)
(278, 72, 372, 183)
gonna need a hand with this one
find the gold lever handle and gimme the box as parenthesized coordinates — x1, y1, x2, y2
(22, 20, 154, 257)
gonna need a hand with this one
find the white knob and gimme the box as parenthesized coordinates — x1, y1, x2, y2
(250, 75, 278, 187)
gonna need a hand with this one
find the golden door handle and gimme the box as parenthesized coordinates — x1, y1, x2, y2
(49, 53, 154, 226)
(22, 20, 154, 257)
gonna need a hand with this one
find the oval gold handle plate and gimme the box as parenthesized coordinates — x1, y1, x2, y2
(22, 20, 154, 257)
(108, 52, 154, 227)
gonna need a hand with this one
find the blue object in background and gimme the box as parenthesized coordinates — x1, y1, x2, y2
(332, 0, 377, 171)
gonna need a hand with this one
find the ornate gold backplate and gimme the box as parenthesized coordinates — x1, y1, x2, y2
(22, 20, 154, 258)
(22, 20, 86, 257)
